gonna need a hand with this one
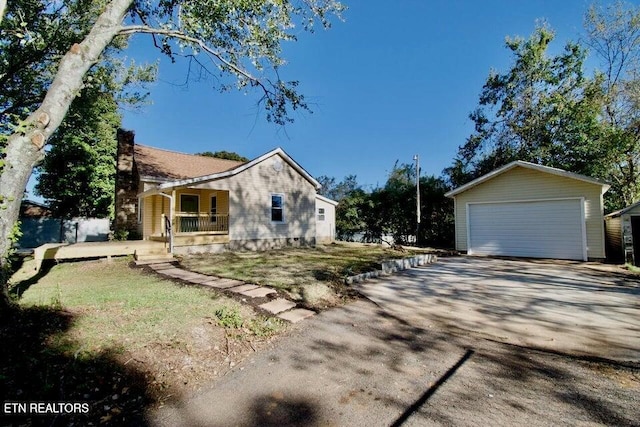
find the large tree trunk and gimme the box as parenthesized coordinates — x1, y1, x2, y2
(0, 0, 6, 25)
(0, 0, 132, 309)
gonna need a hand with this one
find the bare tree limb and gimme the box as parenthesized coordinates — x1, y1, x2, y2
(118, 25, 269, 93)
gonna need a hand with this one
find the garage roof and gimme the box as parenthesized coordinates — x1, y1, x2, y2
(605, 200, 640, 218)
(445, 160, 610, 198)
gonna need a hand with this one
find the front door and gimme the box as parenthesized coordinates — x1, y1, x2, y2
(180, 194, 199, 232)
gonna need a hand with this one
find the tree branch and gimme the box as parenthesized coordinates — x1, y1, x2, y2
(118, 25, 270, 95)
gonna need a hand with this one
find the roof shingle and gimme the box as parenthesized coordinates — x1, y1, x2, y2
(134, 144, 245, 180)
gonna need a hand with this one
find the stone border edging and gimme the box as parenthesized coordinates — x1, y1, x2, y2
(345, 254, 438, 284)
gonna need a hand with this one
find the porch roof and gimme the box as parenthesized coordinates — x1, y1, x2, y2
(137, 147, 320, 199)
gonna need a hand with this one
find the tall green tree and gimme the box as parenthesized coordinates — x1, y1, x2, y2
(316, 175, 368, 240)
(317, 174, 359, 201)
(585, 1, 640, 208)
(2, 0, 154, 222)
(369, 163, 453, 247)
(0, 0, 152, 134)
(334, 163, 454, 247)
(445, 25, 605, 189)
(336, 188, 369, 241)
(0, 0, 344, 306)
(197, 151, 249, 162)
(35, 84, 121, 219)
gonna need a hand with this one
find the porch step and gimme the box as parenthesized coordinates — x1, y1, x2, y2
(135, 247, 170, 255)
(134, 253, 175, 263)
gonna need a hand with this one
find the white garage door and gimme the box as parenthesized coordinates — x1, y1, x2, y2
(468, 199, 586, 260)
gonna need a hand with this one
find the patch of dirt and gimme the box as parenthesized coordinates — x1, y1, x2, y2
(586, 362, 640, 389)
(115, 318, 286, 405)
(0, 304, 288, 426)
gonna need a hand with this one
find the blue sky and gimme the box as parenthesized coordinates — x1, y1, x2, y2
(114, 1, 635, 190)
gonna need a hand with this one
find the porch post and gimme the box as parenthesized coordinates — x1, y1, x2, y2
(170, 190, 176, 254)
(153, 191, 175, 254)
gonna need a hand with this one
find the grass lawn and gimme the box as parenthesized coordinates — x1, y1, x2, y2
(181, 242, 423, 308)
(625, 263, 640, 274)
(3, 258, 284, 425)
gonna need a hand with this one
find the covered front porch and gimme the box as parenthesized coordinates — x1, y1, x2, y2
(139, 188, 231, 250)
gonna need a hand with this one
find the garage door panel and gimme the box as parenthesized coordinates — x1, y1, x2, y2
(468, 199, 585, 260)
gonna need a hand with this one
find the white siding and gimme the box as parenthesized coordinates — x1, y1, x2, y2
(453, 166, 606, 259)
(191, 153, 316, 242)
(315, 197, 337, 243)
(468, 199, 586, 260)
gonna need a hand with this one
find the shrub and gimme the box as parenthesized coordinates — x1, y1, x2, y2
(214, 306, 243, 329)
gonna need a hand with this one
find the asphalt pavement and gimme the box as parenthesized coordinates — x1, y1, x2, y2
(149, 298, 639, 426)
(357, 257, 640, 362)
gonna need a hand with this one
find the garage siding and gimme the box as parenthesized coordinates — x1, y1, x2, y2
(468, 199, 585, 260)
(604, 216, 623, 262)
(454, 167, 606, 259)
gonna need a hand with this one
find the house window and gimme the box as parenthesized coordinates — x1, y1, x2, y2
(318, 208, 325, 221)
(271, 194, 284, 222)
(180, 194, 200, 232)
(180, 194, 199, 213)
(210, 195, 217, 222)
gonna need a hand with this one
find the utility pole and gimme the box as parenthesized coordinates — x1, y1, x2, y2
(413, 154, 420, 246)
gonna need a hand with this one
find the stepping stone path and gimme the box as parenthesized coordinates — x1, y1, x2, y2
(259, 298, 315, 323)
(146, 262, 314, 323)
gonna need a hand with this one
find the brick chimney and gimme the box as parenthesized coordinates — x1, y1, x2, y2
(114, 129, 139, 237)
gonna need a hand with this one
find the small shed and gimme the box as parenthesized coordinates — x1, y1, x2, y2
(445, 161, 610, 261)
(604, 201, 640, 265)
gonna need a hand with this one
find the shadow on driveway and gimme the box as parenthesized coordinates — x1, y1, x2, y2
(356, 256, 640, 361)
(150, 299, 639, 426)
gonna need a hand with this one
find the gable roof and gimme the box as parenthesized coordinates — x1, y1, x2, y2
(135, 144, 245, 181)
(316, 194, 339, 206)
(20, 200, 52, 218)
(605, 200, 640, 218)
(445, 160, 610, 198)
(138, 147, 320, 198)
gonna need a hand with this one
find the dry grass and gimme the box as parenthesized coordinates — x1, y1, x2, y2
(181, 242, 420, 308)
(8, 257, 285, 420)
(18, 258, 266, 355)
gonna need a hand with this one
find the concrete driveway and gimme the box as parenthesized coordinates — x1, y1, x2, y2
(356, 257, 640, 361)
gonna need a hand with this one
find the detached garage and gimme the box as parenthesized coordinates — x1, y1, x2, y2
(445, 161, 610, 261)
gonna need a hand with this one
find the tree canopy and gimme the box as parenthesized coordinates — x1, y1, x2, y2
(1, 0, 155, 220)
(327, 166, 454, 247)
(445, 25, 606, 191)
(34, 86, 121, 219)
(197, 151, 249, 162)
(584, 1, 640, 208)
(444, 8, 640, 212)
(317, 174, 359, 201)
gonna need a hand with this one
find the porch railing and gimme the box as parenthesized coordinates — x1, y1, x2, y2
(174, 213, 229, 234)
